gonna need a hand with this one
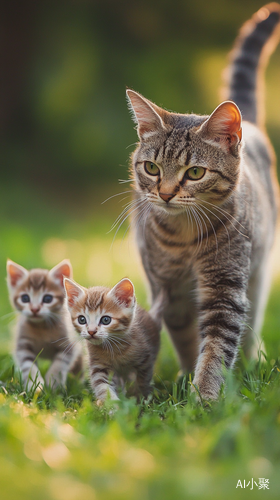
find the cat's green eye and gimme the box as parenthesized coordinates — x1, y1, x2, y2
(144, 161, 160, 176)
(186, 166, 206, 181)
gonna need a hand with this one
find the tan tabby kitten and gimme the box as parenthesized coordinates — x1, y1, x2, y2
(7, 259, 83, 390)
(64, 277, 162, 402)
(125, 4, 280, 400)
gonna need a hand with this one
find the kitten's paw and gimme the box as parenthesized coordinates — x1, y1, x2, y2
(35, 383, 44, 394)
(27, 380, 44, 394)
(45, 373, 66, 391)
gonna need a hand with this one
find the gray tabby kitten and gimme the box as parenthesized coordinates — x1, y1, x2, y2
(64, 277, 162, 402)
(7, 259, 83, 391)
(125, 3, 280, 400)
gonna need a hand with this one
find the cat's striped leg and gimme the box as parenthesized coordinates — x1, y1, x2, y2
(243, 254, 272, 359)
(90, 365, 119, 402)
(134, 364, 154, 400)
(45, 350, 73, 389)
(15, 339, 44, 391)
(163, 284, 199, 372)
(193, 260, 249, 400)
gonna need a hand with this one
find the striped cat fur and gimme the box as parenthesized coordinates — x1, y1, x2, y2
(64, 277, 163, 402)
(126, 3, 280, 400)
(7, 259, 83, 391)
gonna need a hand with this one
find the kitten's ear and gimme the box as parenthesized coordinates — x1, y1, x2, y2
(126, 89, 168, 140)
(108, 278, 135, 308)
(64, 278, 86, 307)
(6, 259, 29, 288)
(199, 101, 242, 153)
(49, 259, 73, 287)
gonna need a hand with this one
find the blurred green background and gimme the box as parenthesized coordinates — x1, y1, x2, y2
(1, 1, 280, 499)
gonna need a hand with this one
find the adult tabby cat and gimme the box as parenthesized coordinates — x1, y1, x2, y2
(126, 4, 280, 399)
(7, 259, 83, 391)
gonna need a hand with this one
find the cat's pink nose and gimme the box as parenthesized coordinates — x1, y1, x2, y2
(31, 307, 40, 314)
(159, 192, 175, 203)
(88, 329, 97, 337)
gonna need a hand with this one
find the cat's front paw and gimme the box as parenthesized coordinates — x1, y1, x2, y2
(191, 376, 220, 401)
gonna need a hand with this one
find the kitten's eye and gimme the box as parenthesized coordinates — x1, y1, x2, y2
(144, 161, 160, 176)
(100, 316, 111, 325)
(186, 167, 206, 180)
(43, 294, 53, 304)
(78, 315, 87, 325)
(21, 294, 30, 303)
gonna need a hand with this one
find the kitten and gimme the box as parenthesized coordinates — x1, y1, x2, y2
(7, 259, 83, 391)
(125, 4, 280, 400)
(64, 277, 163, 402)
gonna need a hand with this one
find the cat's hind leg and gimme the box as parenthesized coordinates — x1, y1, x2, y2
(243, 254, 273, 359)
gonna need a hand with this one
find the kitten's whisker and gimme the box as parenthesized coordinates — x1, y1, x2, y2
(0, 311, 17, 321)
(62, 338, 80, 356)
(109, 335, 130, 347)
(51, 336, 69, 344)
(110, 335, 130, 346)
(104, 339, 114, 358)
(108, 338, 122, 354)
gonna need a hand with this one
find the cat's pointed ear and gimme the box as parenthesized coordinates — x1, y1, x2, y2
(64, 278, 86, 307)
(199, 101, 242, 153)
(108, 278, 135, 308)
(6, 259, 29, 288)
(49, 259, 72, 287)
(126, 89, 168, 140)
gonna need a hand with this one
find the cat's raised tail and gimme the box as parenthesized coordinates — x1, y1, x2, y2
(226, 3, 280, 126)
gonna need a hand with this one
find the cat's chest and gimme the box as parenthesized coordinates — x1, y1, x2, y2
(137, 213, 194, 281)
(21, 323, 67, 357)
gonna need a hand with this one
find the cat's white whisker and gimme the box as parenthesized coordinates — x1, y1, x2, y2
(101, 190, 133, 205)
(200, 199, 247, 231)
(199, 199, 248, 239)
(197, 203, 230, 254)
(118, 178, 134, 184)
(194, 203, 209, 250)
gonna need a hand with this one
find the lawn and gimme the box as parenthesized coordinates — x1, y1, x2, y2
(0, 181, 280, 500)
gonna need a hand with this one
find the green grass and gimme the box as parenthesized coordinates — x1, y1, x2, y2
(0, 182, 280, 500)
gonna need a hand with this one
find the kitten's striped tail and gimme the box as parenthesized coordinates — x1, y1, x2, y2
(149, 288, 168, 331)
(226, 3, 280, 126)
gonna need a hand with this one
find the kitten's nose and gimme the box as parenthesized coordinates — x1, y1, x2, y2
(31, 306, 40, 314)
(88, 329, 97, 337)
(159, 192, 175, 203)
